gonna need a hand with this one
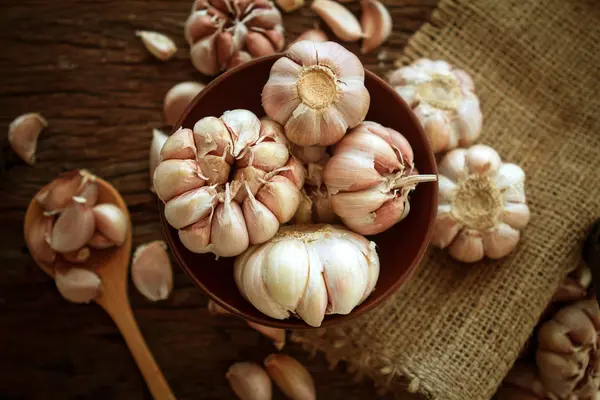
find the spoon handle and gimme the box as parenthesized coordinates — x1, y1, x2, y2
(100, 296, 176, 400)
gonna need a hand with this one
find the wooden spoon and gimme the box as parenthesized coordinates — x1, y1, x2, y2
(24, 176, 176, 400)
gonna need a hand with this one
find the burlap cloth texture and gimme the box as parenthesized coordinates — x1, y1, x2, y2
(292, 0, 600, 399)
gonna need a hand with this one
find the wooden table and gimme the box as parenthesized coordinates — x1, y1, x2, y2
(0, 1, 436, 398)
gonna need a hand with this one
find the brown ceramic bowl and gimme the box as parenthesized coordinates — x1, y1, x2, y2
(159, 54, 438, 329)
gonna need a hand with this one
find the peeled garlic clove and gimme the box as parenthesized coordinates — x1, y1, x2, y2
(92, 204, 128, 246)
(276, 0, 304, 12)
(149, 129, 169, 192)
(431, 205, 461, 249)
(88, 231, 116, 249)
(27, 215, 56, 264)
(35, 170, 84, 211)
(291, 28, 328, 46)
(264, 354, 316, 400)
(263, 240, 309, 310)
(297, 242, 328, 327)
(330, 182, 392, 219)
(197, 155, 232, 186)
(256, 176, 300, 223)
(136, 31, 177, 61)
(311, 0, 363, 41)
(233, 166, 267, 203)
(207, 299, 233, 316)
(226, 362, 272, 400)
(160, 128, 197, 161)
(50, 199, 95, 253)
(163, 82, 205, 126)
(8, 113, 47, 165)
(178, 217, 213, 253)
(438, 148, 468, 182)
(242, 188, 280, 245)
(211, 184, 250, 257)
(291, 144, 326, 164)
(132, 241, 173, 302)
(448, 229, 485, 263)
(62, 247, 91, 264)
(164, 186, 218, 229)
(247, 321, 286, 350)
(334, 130, 400, 173)
(238, 142, 290, 172)
(279, 156, 306, 189)
(55, 267, 102, 304)
(153, 159, 207, 202)
(465, 144, 502, 176)
(482, 223, 520, 259)
(360, 0, 392, 53)
(323, 151, 383, 194)
(221, 109, 261, 158)
(501, 203, 530, 229)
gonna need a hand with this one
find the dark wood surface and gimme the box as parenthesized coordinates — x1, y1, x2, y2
(0, 1, 436, 399)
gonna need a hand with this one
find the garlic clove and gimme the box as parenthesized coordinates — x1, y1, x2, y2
(50, 199, 95, 253)
(313, 189, 336, 223)
(260, 58, 303, 125)
(217, 31, 236, 70)
(341, 196, 407, 236)
(153, 159, 207, 202)
(160, 128, 197, 161)
(501, 203, 531, 230)
(256, 175, 300, 223)
(297, 242, 328, 327)
(211, 184, 250, 257)
(184, 11, 220, 45)
(193, 116, 232, 159)
(135, 31, 177, 61)
(465, 144, 501, 176)
(276, 0, 304, 13)
(233, 166, 267, 203)
(359, 240, 379, 303)
(35, 170, 85, 211)
(197, 155, 232, 186)
(291, 144, 326, 164)
(360, 0, 392, 53)
(132, 241, 173, 302)
(414, 107, 452, 154)
(242, 188, 280, 245)
(247, 321, 286, 350)
(62, 247, 91, 264)
(163, 82, 206, 126)
(495, 163, 526, 203)
(285, 102, 347, 147)
(178, 216, 213, 254)
(8, 113, 47, 165)
(226, 362, 272, 400)
(264, 354, 316, 400)
(279, 156, 306, 189)
(164, 186, 218, 229)
(263, 239, 310, 310)
(330, 182, 393, 219)
(88, 231, 116, 249)
(438, 148, 468, 182)
(448, 229, 485, 263)
(92, 204, 128, 246)
(457, 93, 483, 146)
(229, 50, 253, 69)
(293, 189, 314, 224)
(237, 141, 290, 172)
(259, 117, 290, 147)
(245, 31, 277, 57)
(395, 85, 418, 107)
(190, 34, 221, 76)
(207, 299, 233, 316)
(431, 204, 461, 249)
(221, 109, 261, 158)
(482, 223, 520, 259)
(77, 178, 98, 207)
(360, 121, 414, 166)
(334, 130, 400, 174)
(290, 28, 328, 46)
(28, 215, 56, 264)
(149, 129, 169, 192)
(55, 267, 102, 304)
(323, 151, 383, 194)
(311, 0, 363, 42)
(438, 174, 458, 204)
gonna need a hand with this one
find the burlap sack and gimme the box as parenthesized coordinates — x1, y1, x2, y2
(292, 0, 600, 399)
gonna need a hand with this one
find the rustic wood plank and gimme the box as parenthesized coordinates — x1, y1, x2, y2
(0, 0, 435, 398)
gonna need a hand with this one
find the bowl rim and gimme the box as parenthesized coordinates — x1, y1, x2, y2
(161, 53, 438, 329)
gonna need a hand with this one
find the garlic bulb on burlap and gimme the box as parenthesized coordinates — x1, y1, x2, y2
(389, 58, 482, 153)
(185, 0, 284, 76)
(262, 41, 370, 146)
(153, 111, 305, 257)
(323, 121, 437, 235)
(431, 144, 529, 262)
(536, 299, 600, 399)
(234, 224, 379, 327)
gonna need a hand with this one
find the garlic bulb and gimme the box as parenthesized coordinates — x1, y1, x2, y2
(185, 0, 284, 76)
(431, 144, 529, 263)
(389, 58, 482, 153)
(149, 128, 169, 192)
(8, 112, 47, 165)
(226, 362, 272, 400)
(154, 111, 305, 257)
(323, 121, 436, 235)
(131, 241, 173, 302)
(234, 224, 379, 327)
(262, 40, 370, 146)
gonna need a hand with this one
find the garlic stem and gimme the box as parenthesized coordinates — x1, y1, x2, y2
(390, 173, 438, 189)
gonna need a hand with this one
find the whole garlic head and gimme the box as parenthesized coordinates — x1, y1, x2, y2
(262, 41, 370, 146)
(432, 144, 529, 263)
(153, 111, 305, 258)
(234, 224, 379, 327)
(185, 0, 284, 76)
(389, 58, 482, 153)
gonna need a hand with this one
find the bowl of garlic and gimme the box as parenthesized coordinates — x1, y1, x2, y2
(157, 43, 438, 328)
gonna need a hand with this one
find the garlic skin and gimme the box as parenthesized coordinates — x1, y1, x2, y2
(185, 0, 284, 76)
(262, 41, 370, 146)
(264, 354, 316, 400)
(432, 144, 529, 263)
(132, 241, 173, 302)
(8, 113, 47, 165)
(226, 362, 272, 400)
(55, 267, 102, 304)
(149, 128, 169, 193)
(92, 204, 129, 246)
(163, 82, 205, 126)
(311, 0, 363, 42)
(136, 31, 177, 61)
(154, 111, 304, 257)
(234, 224, 379, 326)
(323, 121, 437, 235)
(360, 0, 392, 54)
(389, 58, 482, 153)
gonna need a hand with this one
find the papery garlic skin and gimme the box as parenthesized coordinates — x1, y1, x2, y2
(163, 82, 205, 126)
(389, 58, 482, 153)
(264, 354, 316, 400)
(55, 267, 102, 304)
(185, 0, 284, 76)
(8, 113, 47, 165)
(262, 41, 370, 146)
(226, 362, 272, 400)
(234, 224, 379, 326)
(323, 121, 436, 235)
(132, 241, 173, 302)
(432, 144, 529, 263)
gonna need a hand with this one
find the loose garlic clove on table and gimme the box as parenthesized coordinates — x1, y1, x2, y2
(264, 354, 316, 400)
(262, 41, 370, 146)
(389, 58, 482, 153)
(432, 144, 529, 263)
(226, 362, 272, 400)
(8, 113, 47, 165)
(131, 241, 173, 302)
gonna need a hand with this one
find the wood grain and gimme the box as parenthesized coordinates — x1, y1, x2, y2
(0, 0, 435, 398)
